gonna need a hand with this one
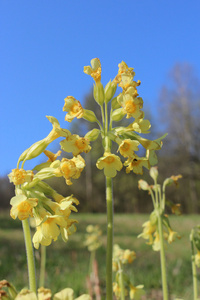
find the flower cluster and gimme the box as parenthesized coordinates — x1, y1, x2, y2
(138, 167, 182, 251)
(8, 116, 88, 249)
(112, 244, 144, 299)
(0, 281, 91, 300)
(62, 58, 166, 178)
(84, 224, 102, 252)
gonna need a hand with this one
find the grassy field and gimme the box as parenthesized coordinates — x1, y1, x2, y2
(0, 210, 199, 299)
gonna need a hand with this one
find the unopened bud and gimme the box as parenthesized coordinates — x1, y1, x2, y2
(111, 97, 121, 109)
(83, 109, 98, 122)
(150, 167, 158, 181)
(111, 108, 126, 122)
(138, 179, 149, 191)
(85, 128, 100, 141)
(93, 82, 105, 106)
(105, 80, 117, 103)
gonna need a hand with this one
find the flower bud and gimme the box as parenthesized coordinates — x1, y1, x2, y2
(93, 82, 105, 106)
(149, 167, 158, 181)
(105, 80, 117, 103)
(85, 128, 100, 141)
(138, 179, 149, 191)
(111, 97, 121, 109)
(18, 139, 49, 165)
(111, 108, 126, 122)
(83, 109, 98, 122)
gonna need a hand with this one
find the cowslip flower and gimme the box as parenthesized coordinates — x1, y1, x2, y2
(83, 58, 101, 83)
(60, 134, 91, 156)
(127, 118, 151, 134)
(43, 150, 62, 162)
(53, 156, 85, 185)
(152, 231, 161, 251)
(10, 194, 38, 220)
(114, 61, 135, 85)
(32, 214, 67, 249)
(129, 284, 145, 300)
(63, 96, 84, 122)
(117, 91, 143, 119)
(138, 220, 157, 245)
(124, 156, 150, 175)
(8, 168, 34, 185)
(118, 139, 139, 157)
(37, 287, 52, 300)
(53, 288, 91, 300)
(195, 250, 200, 268)
(96, 152, 123, 177)
(84, 225, 102, 252)
(15, 289, 37, 300)
(123, 249, 136, 264)
(167, 228, 181, 244)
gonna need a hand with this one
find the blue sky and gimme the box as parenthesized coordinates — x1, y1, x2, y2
(0, 0, 200, 176)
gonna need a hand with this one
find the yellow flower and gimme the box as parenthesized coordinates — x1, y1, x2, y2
(170, 175, 182, 186)
(118, 139, 139, 157)
(63, 96, 84, 122)
(84, 225, 102, 252)
(83, 58, 101, 83)
(152, 231, 160, 251)
(117, 90, 143, 119)
(43, 150, 62, 162)
(60, 134, 91, 156)
(124, 156, 150, 175)
(171, 203, 182, 215)
(53, 288, 91, 300)
(10, 195, 38, 220)
(167, 228, 181, 244)
(15, 289, 37, 300)
(129, 284, 145, 300)
(8, 168, 34, 185)
(32, 214, 67, 249)
(138, 220, 156, 245)
(128, 118, 151, 134)
(195, 250, 200, 268)
(45, 116, 71, 143)
(38, 287, 52, 300)
(123, 249, 136, 264)
(53, 156, 85, 185)
(96, 153, 123, 177)
(114, 61, 135, 85)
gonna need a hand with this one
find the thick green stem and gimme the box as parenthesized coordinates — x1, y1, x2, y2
(22, 219, 37, 293)
(157, 212, 169, 300)
(39, 245, 46, 287)
(106, 176, 113, 300)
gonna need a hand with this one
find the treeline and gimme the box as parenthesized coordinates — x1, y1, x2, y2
(1, 63, 200, 214)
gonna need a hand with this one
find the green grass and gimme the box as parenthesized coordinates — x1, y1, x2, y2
(0, 210, 199, 299)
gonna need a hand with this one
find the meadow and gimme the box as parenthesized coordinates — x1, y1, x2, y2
(0, 210, 199, 299)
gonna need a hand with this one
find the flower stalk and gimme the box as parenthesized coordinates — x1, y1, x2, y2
(190, 229, 199, 300)
(39, 245, 46, 288)
(157, 210, 169, 300)
(106, 176, 113, 300)
(22, 219, 37, 293)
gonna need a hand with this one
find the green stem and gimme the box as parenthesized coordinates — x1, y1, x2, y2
(22, 219, 37, 293)
(118, 261, 125, 300)
(157, 212, 169, 300)
(88, 250, 96, 276)
(39, 244, 46, 287)
(106, 176, 113, 300)
(190, 234, 198, 300)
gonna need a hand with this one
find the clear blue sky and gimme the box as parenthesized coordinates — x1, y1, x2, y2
(1, 0, 200, 176)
